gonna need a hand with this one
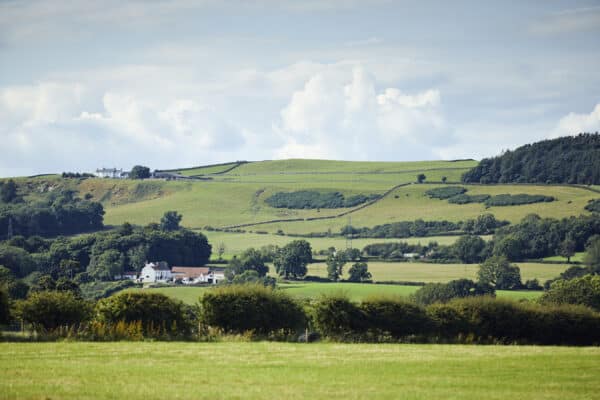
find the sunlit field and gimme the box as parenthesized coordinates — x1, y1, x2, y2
(1, 342, 598, 400)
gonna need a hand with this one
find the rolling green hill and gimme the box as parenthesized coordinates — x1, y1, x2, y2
(8, 159, 597, 244)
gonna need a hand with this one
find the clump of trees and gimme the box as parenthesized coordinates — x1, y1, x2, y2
(274, 240, 312, 279)
(585, 199, 600, 213)
(493, 213, 600, 261)
(411, 279, 494, 306)
(462, 133, 600, 184)
(447, 194, 490, 204)
(0, 189, 104, 239)
(483, 194, 554, 207)
(425, 186, 467, 199)
(265, 190, 380, 209)
(129, 165, 151, 180)
(425, 186, 553, 207)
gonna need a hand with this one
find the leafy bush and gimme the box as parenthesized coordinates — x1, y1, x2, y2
(265, 190, 379, 209)
(412, 279, 494, 306)
(585, 199, 600, 213)
(360, 297, 430, 338)
(447, 194, 490, 204)
(16, 291, 93, 331)
(484, 194, 554, 207)
(539, 275, 600, 311)
(311, 295, 366, 339)
(200, 285, 305, 335)
(425, 186, 467, 199)
(95, 292, 193, 337)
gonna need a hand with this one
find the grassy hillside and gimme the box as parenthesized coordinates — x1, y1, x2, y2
(8, 159, 596, 238)
(2, 342, 598, 400)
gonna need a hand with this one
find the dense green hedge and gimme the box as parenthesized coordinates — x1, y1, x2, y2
(311, 295, 600, 345)
(425, 186, 467, 199)
(200, 285, 305, 335)
(484, 194, 554, 207)
(447, 194, 490, 204)
(265, 190, 380, 209)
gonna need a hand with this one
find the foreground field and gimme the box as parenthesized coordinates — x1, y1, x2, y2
(1, 342, 598, 400)
(127, 283, 542, 303)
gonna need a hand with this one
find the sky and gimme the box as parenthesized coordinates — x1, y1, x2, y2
(1, 0, 600, 176)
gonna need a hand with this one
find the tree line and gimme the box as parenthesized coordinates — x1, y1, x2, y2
(461, 133, 600, 184)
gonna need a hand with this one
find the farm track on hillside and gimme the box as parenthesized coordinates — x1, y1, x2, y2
(216, 181, 599, 230)
(219, 182, 413, 229)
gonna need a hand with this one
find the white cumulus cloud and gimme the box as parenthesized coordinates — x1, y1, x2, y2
(552, 103, 600, 138)
(276, 65, 452, 160)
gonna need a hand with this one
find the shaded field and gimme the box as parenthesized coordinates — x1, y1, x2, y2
(126, 283, 542, 304)
(1, 342, 597, 400)
(305, 262, 569, 283)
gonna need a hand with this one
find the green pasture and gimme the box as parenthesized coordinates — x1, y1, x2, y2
(256, 183, 596, 234)
(228, 158, 478, 175)
(543, 252, 586, 263)
(175, 162, 241, 176)
(1, 342, 598, 400)
(305, 262, 569, 284)
(126, 282, 542, 304)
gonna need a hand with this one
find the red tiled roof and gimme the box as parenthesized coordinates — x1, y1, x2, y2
(171, 266, 210, 278)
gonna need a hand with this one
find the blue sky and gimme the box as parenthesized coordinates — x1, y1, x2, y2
(1, 0, 599, 176)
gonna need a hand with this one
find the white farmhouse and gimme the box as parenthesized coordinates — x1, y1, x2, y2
(171, 266, 225, 284)
(140, 261, 172, 283)
(95, 168, 124, 179)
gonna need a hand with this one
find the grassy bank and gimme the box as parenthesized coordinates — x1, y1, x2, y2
(0, 342, 598, 400)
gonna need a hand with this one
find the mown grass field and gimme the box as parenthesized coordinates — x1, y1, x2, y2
(1, 342, 598, 400)
(305, 262, 569, 283)
(127, 283, 542, 304)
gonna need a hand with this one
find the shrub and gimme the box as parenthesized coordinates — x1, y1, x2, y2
(539, 275, 600, 311)
(265, 190, 379, 209)
(446, 297, 531, 342)
(425, 186, 467, 200)
(447, 194, 490, 204)
(412, 279, 494, 306)
(95, 292, 193, 337)
(484, 194, 554, 207)
(311, 295, 366, 338)
(16, 291, 93, 331)
(200, 285, 305, 335)
(360, 297, 430, 338)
